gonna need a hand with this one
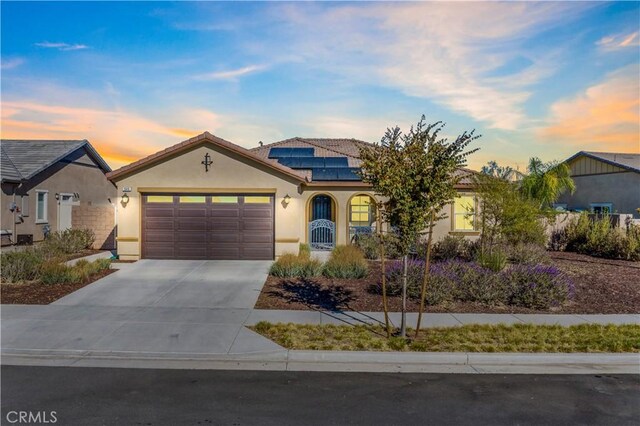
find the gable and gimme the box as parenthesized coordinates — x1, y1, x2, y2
(114, 141, 304, 190)
(569, 155, 627, 176)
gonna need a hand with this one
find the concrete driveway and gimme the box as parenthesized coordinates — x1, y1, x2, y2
(1, 260, 285, 358)
(53, 260, 271, 309)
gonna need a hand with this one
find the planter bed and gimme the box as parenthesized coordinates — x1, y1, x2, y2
(255, 252, 640, 314)
(1, 268, 115, 305)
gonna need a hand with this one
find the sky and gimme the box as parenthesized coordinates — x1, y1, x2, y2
(1, 1, 639, 171)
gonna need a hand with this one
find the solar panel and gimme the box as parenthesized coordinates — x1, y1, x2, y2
(268, 147, 315, 158)
(337, 168, 361, 181)
(324, 157, 349, 167)
(311, 168, 339, 181)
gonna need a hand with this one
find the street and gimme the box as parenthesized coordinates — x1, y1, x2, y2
(1, 366, 638, 425)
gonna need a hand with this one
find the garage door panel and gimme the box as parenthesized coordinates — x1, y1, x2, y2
(144, 208, 175, 218)
(143, 194, 273, 260)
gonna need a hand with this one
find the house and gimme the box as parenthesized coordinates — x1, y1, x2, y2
(1, 140, 117, 248)
(107, 132, 478, 260)
(557, 151, 640, 219)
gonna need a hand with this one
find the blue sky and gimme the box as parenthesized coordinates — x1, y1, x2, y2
(1, 1, 639, 170)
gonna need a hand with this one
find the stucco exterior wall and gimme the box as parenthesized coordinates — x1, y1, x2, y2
(557, 171, 640, 218)
(1, 149, 116, 244)
(111, 142, 477, 259)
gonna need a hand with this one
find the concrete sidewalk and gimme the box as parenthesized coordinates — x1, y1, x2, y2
(246, 309, 640, 327)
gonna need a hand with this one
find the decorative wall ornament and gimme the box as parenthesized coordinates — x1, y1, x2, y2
(202, 152, 213, 172)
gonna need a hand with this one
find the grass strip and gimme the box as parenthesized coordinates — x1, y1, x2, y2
(251, 322, 640, 353)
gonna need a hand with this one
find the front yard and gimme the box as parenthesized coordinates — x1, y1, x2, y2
(255, 251, 640, 314)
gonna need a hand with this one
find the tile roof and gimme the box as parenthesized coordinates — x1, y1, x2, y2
(566, 151, 640, 173)
(0, 139, 111, 183)
(1, 147, 22, 182)
(251, 137, 374, 167)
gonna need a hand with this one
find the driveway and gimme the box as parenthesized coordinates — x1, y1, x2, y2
(1, 260, 285, 358)
(53, 260, 271, 309)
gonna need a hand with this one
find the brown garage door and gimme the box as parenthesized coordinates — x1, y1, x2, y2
(142, 194, 274, 260)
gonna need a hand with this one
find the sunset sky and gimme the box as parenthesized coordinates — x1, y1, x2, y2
(1, 1, 639, 171)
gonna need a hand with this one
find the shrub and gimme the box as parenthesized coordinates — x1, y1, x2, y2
(42, 229, 95, 255)
(354, 234, 381, 260)
(323, 245, 368, 279)
(40, 262, 75, 285)
(507, 242, 550, 265)
(0, 249, 44, 283)
(560, 213, 640, 261)
(504, 264, 573, 309)
(444, 261, 508, 305)
(270, 253, 323, 278)
(381, 259, 425, 298)
(476, 249, 508, 272)
(298, 243, 311, 259)
(430, 235, 472, 261)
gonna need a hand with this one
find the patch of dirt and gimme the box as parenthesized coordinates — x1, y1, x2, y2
(0, 269, 116, 305)
(255, 253, 640, 314)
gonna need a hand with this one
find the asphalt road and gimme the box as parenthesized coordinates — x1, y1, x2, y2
(1, 366, 638, 426)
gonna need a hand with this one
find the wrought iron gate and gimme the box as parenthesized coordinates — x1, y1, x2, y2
(309, 219, 335, 250)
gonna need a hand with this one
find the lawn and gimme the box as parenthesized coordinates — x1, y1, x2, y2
(252, 322, 640, 353)
(255, 251, 640, 314)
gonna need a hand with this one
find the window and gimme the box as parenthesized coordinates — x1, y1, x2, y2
(36, 190, 48, 223)
(349, 195, 372, 225)
(244, 196, 271, 204)
(147, 195, 174, 203)
(212, 196, 238, 204)
(179, 196, 206, 203)
(453, 195, 476, 231)
(590, 203, 613, 215)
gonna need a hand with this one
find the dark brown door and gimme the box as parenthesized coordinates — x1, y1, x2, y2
(142, 194, 274, 260)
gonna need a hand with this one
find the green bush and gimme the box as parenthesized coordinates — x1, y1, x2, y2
(505, 264, 573, 309)
(560, 213, 640, 261)
(298, 243, 311, 259)
(354, 233, 401, 260)
(430, 235, 473, 261)
(42, 228, 95, 255)
(40, 262, 75, 285)
(0, 249, 44, 283)
(476, 249, 508, 272)
(270, 253, 323, 278)
(323, 245, 368, 279)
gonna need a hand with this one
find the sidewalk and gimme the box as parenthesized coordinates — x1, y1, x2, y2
(246, 309, 640, 327)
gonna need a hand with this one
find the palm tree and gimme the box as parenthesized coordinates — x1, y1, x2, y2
(520, 157, 575, 208)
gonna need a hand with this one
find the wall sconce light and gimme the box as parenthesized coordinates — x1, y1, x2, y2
(283, 194, 291, 205)
(121, 193, 130, 208)
(55, 193, 60, 200)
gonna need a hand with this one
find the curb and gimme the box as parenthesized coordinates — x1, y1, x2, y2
(2, 349, 638, 374)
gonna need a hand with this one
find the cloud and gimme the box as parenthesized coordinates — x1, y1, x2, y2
(597, 32, 639, 50)
(35, 41, 89, 51)
(0, 57, 24, 70)
(193, 65, 266, 81)
(539, 64, 640, 153)
(0, 100, 218, 169)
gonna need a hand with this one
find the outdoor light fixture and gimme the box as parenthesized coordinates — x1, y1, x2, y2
(283, 194, 291, 205)
(121, 193, 130, 207)
(55, 193, 60, 200)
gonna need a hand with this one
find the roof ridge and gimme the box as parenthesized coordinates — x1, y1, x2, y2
(296, 138, 363, 159)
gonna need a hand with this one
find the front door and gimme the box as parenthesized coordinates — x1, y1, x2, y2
(57, 193, 74, 231)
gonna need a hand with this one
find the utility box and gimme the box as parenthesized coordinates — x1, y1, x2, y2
(17, 234, 33, 245)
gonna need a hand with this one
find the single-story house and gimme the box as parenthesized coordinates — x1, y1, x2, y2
(556, 151, 640, 219)
(1, 140, 117, 248)
(107, 132, 478, 261)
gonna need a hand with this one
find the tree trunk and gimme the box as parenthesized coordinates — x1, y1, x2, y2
(400, 254, 408, 338)
(378, 213, 391, 338)
(415, 210, 436, 338)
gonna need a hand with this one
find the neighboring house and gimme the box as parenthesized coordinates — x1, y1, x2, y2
(107, 132, 478, 261)
(1, 140, 117, 248)
(557, 151, 640, 219)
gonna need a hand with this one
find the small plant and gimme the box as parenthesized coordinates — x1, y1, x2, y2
(0, 249, 44, 283)
(323, 245, 368, 279)
(354, 234, 381, 260)
(40, 262, 75, 285)
(507, 242, 550, 265)
(42, 228, 95, 254)
(430, 235, 472, 261)
(298, 243, 311, 259)
(476, 249, 508, 272)
(560, 213, 640, 260)
(504, 264, 574, 309)
(381, 259, 425, 298)
(269, 253, 323, 278)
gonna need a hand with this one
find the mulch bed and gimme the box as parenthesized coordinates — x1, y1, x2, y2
(0, 269, 116, 305)
(254, 252, 640, 314)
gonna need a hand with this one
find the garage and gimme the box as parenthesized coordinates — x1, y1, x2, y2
(141, 194, 274, 260)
